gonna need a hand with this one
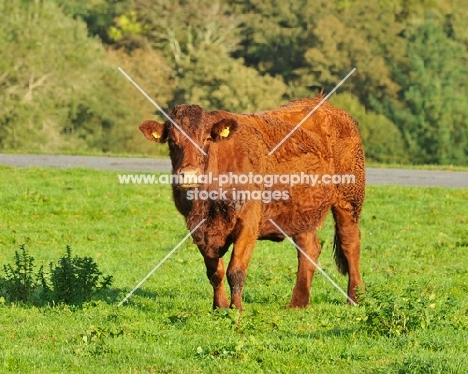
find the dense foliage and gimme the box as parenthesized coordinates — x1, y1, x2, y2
(1, 0, 467, 164)
(0, 245, 113, 306)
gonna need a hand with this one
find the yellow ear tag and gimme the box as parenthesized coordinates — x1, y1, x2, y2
(152, 131, 161, 139)
(220, 127, 230, 138)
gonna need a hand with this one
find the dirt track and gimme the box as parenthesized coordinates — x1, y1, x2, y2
(0, 154, 467, 188)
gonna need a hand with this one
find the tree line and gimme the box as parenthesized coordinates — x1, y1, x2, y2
(1, 0, 467, 165)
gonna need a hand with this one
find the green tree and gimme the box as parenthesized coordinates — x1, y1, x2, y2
(53, 0, 131, 44)
(229, 0, 403, 106)
(230, 0, 336, 88)
(431, 0, 468, 46)
(172, 44, 286, 113)
(107, 11, 144, 42)
(118, 0, 286, 113)
(0, 0, 174, 154)
(130, 0, 241, 62)
(296, 13, 398, 104)
(105, 47, 175, 155)
(375, 15, 468, 164)
(0, 0, 104, 151)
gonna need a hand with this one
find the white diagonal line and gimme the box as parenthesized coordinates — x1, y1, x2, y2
(268, 219, 357, 305)
(268, 68, 356, 156)
(118, 67, 207, 156)
(117, 219, 206, 307)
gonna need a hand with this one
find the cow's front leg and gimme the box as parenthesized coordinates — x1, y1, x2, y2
(203, 256, 229, 309)
(227, 226, 257, 311)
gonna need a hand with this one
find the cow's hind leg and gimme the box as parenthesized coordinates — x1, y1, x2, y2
(289, 231, 321, 308)
(203, 256, 229, 309)
(332, 205, 364, 303)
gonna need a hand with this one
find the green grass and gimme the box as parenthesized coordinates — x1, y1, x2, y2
(0, 166, 467, 373)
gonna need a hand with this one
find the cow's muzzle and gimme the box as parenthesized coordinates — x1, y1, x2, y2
(176, 166, 202, 188)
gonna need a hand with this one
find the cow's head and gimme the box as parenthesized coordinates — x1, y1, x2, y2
(139, 105, 238, 188)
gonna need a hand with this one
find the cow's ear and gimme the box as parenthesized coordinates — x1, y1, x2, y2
(139, 120, 167, 143)
(211, 118, 238, 141)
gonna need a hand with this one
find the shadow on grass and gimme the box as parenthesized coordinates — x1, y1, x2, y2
(292, 328, 356, 340)
(0, 287, 126, 309)
(112, 287, 178, 311)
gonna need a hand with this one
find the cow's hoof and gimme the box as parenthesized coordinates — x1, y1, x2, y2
(287, 301, 309, 309)
(213, 302, 230, 310)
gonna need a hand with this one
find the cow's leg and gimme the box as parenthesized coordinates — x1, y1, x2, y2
(226, 227, 257, 311)
(289, 231, 321, 308)
(332, 206, 364, 303)
(203, 256, 229, 309)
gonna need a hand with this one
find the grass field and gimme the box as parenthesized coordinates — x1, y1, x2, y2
(0, 166, 467, 373)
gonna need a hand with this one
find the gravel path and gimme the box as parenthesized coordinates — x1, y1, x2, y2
(1, 154, 467, 188)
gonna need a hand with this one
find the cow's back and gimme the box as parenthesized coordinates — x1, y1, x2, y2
(262, 96, 365, 216)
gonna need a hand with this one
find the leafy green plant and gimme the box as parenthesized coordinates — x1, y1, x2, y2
(48, 246, 113, 306)
(359, 284, 438, 337)
(0, 245, 113, 306)
(0, 244, 45, 303)
(74, 325, 125, 357)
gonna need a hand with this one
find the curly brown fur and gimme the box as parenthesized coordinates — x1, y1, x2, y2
(139, 94, 365, 309)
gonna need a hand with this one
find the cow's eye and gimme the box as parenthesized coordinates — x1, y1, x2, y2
(204, 136, 213, 143)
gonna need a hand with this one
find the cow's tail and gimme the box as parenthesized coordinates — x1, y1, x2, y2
(333, 232, 349, 275)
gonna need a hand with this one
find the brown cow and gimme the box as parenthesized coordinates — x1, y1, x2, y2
(139, 94, 365, 310)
